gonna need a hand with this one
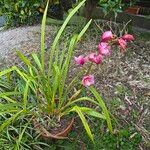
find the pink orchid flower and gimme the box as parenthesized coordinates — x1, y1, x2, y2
(88, 53, 103, 64)
(101, 31, 113, 42)
(118, 38, 127, 49)
(74, 55, 85, 65)
(98, 42, 111, 56)
(82, 75, 94, 87)
(122, 34, 134, 42)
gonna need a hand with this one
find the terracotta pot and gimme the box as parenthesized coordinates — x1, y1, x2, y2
(125, 6, 140, 15)
(32, 117, 74, 140)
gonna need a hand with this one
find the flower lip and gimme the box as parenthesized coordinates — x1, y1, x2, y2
(82, 75, 94, 87)
(98, 42, 111, 56)
(101, 31, 113, 42)
(122, 34, 134, 42)
(88, 53, 103, 64)
(118, 38, 127, 50)
(74, 55, 85, 65)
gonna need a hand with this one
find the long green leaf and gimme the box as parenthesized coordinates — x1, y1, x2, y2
(63, 70, 84, 100)
(70, 106, 94, 142)
(0, 91, 22, 97)
(59, 41, 68, 68)
(61, 97, 99, 111)
(58, 35, 78, 107)
(0, 103, 22, 111)
(0, 80, 12, 90)
(89, 87, 113, 133)
(0, 96, 16, 103)
(0, 110, 23, 132)
(48, 0, 86, 78)
(16, 51, 32, 67)
(79, 107, 106, 120)
(32, 53, 43, 72)
(51, 64, 60, 111)
(0, 66, 16, 77)
(0, 110, 19, 115)
(23, 80, 30, 109)
(41, 0, 49, 70)
(77, 19, 92, 42)
(15, 122, 30, 150)
(15, 67, 28, 83)
(15, 68, 36, 93)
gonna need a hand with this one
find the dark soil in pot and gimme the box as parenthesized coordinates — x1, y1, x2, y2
(32, 115, 74, 140)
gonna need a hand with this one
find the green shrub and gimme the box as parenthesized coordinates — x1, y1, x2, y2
(98, 0, 123, 15)
(0, 0, 77, 27)
(1, 0, 44, 27)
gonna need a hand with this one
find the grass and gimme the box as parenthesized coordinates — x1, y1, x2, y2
(0, 117, 142, 150)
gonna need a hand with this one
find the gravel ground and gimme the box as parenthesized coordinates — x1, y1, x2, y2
(0, 25, 57, 68)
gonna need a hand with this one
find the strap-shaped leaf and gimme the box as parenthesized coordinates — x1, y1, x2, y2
(0, 96, 16, 103)
(58, 35, 78, 108)
(0, 91, 22, 97)
(0, 66, 16, 77)
(0, 103, 22, 111)
(0, 110, 23, 132)
(0, 110, 19, 115)
(89, 87, 113, 133)
(68, 90, 81, 102)
(51, 64, 60, 110)
(64, 97, 99, 109)
(70, 106, 94, 142)
(23, 80, 30, 109)
(41, 0, 49, 70)
(16, 51, 32, 67)
(15, 121, 30, 149)
(77, 19, 92, 42)
(48, 0, 86, 78)
(79, 107, 106, 120)
(32, 53, 43, 72)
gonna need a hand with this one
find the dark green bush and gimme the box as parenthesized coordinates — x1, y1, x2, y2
(1, 0, 77, 27)
(1, 0, 45, 27)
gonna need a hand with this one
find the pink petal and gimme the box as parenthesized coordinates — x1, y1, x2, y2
(88, 53, 103, 64)
(122, 34, 134, 42)
(101, 31, 113, 42)
(98, 42, 111, 56)
(118, 38, 127, 49)
(82, 75, 94, 87)
(74, 55, 85, 65)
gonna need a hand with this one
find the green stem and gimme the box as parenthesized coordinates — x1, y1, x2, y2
(85, 63, 93, 75)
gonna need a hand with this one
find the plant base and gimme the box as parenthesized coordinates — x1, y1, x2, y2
(32, 117, 74, 140)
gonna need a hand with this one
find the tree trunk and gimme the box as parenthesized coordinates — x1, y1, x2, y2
(85, 0, 98, 21)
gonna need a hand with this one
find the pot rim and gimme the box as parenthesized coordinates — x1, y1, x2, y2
(32, 116, 74, 139)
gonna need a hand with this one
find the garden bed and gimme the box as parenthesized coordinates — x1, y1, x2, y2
(0, 21, 150, 149)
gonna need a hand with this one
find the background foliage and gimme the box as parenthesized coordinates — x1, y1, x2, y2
(0, 0, 44, 26)
(0, 0, 126, 27)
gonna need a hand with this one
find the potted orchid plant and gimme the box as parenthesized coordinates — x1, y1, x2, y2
(0, 0, 134, 146)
